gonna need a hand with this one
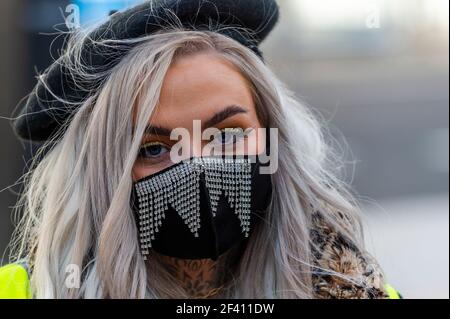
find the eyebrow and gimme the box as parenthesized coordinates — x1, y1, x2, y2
(143, 125, 172, 137)
(143, 105, 248, 137)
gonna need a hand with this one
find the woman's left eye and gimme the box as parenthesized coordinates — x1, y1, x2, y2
(212, 128, 246, 145)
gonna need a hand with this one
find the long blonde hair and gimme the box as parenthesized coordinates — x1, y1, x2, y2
(10, 23, 369, 298)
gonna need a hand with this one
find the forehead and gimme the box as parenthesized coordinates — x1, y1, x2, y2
(149, 52, 256, 128)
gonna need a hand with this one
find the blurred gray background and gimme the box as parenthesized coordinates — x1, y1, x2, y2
(0, 0, 448, 298)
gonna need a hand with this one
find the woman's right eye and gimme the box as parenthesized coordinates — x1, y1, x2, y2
(138, 142, 170, 159)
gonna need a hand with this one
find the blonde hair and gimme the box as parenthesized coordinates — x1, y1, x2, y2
(10, 23, 369, 298)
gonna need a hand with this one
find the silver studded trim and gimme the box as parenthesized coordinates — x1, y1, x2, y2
(134, 157, 252, 260)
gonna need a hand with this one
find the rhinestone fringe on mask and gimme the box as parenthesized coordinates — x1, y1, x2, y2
(134, 157, 252, 260)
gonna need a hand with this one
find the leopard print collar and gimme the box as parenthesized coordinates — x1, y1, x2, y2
(311, 213, 389, 299)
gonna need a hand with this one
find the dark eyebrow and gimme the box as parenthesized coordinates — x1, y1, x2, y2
(143, 125, 172, 137)
(143, 105, 248, 137)
(203, 105, 248, 128)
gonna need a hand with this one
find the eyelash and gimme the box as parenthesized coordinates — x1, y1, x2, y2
(138, 142, 170, 160)
(137, 127, 250, 160)
(211, 127, 248, 145)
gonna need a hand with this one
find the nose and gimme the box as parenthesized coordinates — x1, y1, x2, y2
(191, 141, 203, 158)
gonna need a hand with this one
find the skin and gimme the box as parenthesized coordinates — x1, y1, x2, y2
(132, 52, 264, 298)
(155, 254, 228, 298)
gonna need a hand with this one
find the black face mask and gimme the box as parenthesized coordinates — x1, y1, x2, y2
(131, 155, 272, 261)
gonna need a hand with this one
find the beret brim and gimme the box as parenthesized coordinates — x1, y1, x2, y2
(14, 0, 280, 142)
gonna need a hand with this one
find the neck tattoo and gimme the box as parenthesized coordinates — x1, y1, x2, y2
(158, 255, 226, 298)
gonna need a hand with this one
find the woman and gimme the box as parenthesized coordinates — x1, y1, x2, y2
(0, 0, 400, 299)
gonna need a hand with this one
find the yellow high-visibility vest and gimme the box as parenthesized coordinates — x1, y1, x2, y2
(0, 263, 402, 299)
(385, 283, 402, 299)
(0, 264, 32, 299)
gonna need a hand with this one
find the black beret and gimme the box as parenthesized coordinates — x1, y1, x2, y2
(13, 0, 280, 142)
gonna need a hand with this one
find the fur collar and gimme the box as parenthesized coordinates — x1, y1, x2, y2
(311, 212, 389, 299)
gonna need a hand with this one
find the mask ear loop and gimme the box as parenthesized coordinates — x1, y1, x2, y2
(264, 126, 272, 160)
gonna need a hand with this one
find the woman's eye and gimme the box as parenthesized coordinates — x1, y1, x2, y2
(213, 128, 246, 145)
(138, 143, 170, 158)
